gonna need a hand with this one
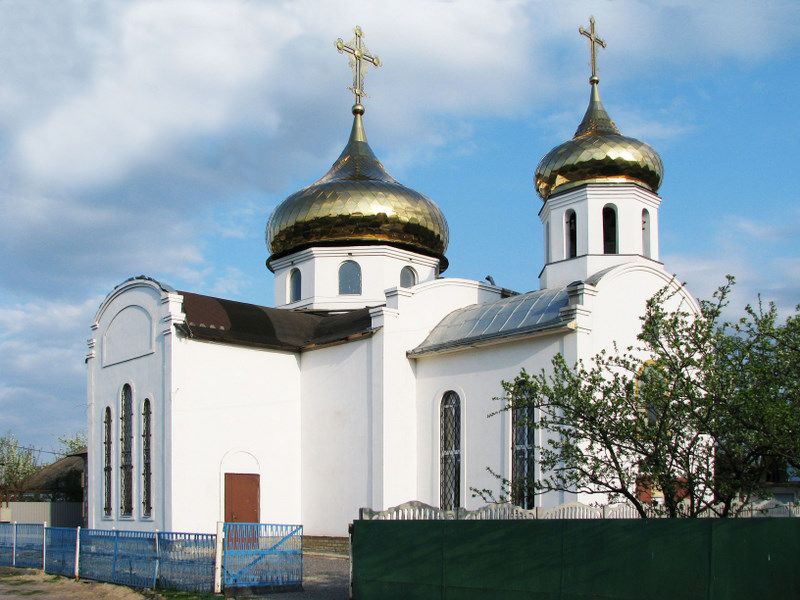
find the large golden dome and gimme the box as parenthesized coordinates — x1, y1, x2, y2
(267, 105, 449, 270)
(535, 77, 663, 200)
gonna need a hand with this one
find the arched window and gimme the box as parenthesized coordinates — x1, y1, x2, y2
(289, 268, 302, 303)
(141, 399, 152, 518)
(440, 391, 461, 510)
(511, 401, 536, 509)
(103, 407, 112, 517)
(120, 384, 133, 517)
(338, 260, 362, 295)
(637, 362, 662, 428)
(400, 266, 417, 288)
(642, 209, 651, 258)
(602, 205, 618, 254)
(565, 209, 577, 259)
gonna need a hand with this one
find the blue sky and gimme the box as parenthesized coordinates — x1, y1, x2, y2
(1, 0, 799, 454)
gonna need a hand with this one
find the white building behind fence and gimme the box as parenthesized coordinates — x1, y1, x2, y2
(86, 25, 698, 536)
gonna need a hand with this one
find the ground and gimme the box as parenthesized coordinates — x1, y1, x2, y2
(0, 557, 349, 600)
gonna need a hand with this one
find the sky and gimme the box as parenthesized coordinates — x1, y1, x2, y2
(1, 0, 799, 454)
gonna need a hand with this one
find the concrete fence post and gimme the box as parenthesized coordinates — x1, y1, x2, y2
(42, 521, 47, 569)
(74, 526, 81, 580)
(153, 529, 160, 589)
(213, 521, 224, 594)
(11, 522, 16, 567)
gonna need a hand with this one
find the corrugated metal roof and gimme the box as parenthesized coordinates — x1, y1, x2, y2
(410, 287, 570, 357)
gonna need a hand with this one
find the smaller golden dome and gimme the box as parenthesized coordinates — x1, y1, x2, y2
(535, 78, 663, 200)
(267, 105, 449, 270)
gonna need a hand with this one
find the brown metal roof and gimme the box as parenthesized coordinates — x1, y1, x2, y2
(178, 291, 375, 352)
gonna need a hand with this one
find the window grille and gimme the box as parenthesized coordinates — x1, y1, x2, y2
(142, 398, 152, 517)
(440, 391, 461, 510)
(103, 407, 112, 516)
(289, 268, 301, 303)
(400, 266, 417, 288)
(120, 384, 133, 516)
(338, 260, 362, 295)
(511, 403, 536, 509)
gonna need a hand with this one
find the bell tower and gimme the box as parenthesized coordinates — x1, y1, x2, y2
(535, 17, 664, 289)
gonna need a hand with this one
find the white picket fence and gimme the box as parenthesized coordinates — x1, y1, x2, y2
(359, 499, 800, 520)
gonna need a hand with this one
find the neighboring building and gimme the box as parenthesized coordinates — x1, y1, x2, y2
(86, 27, 697, 535)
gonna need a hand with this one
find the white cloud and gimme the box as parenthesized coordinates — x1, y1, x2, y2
(0, 0, 798, 447)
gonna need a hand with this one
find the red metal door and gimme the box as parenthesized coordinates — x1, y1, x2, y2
(224, 473, 260, 523)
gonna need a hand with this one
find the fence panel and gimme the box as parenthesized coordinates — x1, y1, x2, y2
(79, 529, 157, 588)
(0, 523, 12, 567)
(14, 524, 44, 568)
(352, 519, 800, 600)
(44, 527, 76, 577)
(157, 532, 216, 593)
(223, 523, 302, 590)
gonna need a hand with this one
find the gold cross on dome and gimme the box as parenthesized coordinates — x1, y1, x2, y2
(579, 16, 606, 81)
(335, 25, 381, 105)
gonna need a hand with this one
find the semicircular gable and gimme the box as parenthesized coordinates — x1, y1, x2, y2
(102, 304, 154, 366)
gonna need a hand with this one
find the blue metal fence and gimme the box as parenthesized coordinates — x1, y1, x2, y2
(14, 524, 43, 568)
(0, 523, 12, 567)
(1, 522, 302, 594)
(44, 527, 76, 577)
(223, 523, 302, 590)
(79, 529, 157, 588)
(157, 532, 217, 593)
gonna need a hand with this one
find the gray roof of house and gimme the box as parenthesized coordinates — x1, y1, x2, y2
(409, 287, 571, 357)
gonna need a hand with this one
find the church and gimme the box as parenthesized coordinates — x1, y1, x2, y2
(85, 22, 697, 536)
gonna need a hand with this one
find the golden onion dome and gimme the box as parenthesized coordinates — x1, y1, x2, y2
(267, 104, 449, 270)
(535, 76, 663, 200)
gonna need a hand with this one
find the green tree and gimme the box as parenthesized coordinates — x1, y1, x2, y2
(482, 278, 800, 518)
(57, 431, 87, 455)
(0, 434, 39, 501)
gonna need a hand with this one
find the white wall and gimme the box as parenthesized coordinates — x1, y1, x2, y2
(87, 279, 177, 531)
(414, 334, 575, 510)
(299, 339, 372, 536)
(170, 337, 302, 533)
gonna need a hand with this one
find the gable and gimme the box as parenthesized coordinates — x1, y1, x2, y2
(102, 304, 154, 366)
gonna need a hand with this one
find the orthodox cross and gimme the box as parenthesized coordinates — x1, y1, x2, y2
(579, 16, 606, 80)
(335, 26, 381, 105)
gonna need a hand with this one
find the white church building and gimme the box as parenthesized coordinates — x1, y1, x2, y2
(86, 26, 697, 536)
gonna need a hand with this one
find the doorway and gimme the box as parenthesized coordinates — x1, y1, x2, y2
(224, 472, 260, 523)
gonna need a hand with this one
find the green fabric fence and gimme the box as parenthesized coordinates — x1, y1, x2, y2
(351, 519, 800, 599)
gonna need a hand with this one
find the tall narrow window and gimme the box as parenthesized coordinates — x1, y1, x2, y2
(338, 260, 362, 295)
(511, 402, 536, 509)
(120, 384, 133, 516)
(544, 220, 551, 263)
(602, 205, 618, 254)
(289, 268, 302, 303)
(103, 407, 112, 517)
(141, 399, 152, 517)
(400, 266, 417, 288)
(565, 210, 577, 259)
(440, 391, 461, 510)
(641, 209, 651, 258)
